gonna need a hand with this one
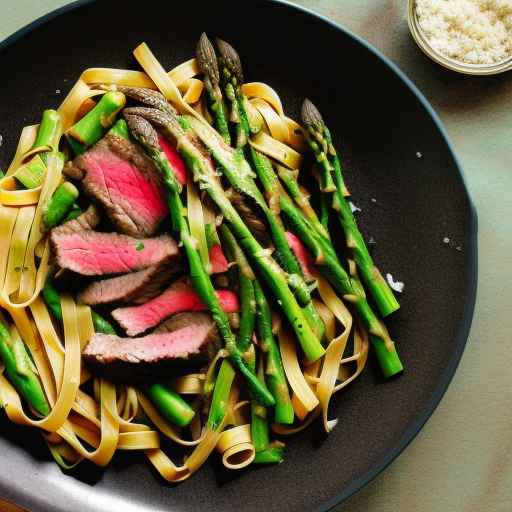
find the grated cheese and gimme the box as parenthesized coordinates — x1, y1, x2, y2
(416, 0, 512, 64)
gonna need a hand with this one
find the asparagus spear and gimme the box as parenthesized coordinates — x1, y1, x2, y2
(14, 110, 61, 189)
(124, 113, 274, 406)
(42, 278, 117, 335)
(277, 165, 330, 240)
(124, 107, 324, 363)
(63, 203, 83, 222)
(215, 37, 262, 143)
(253, 281, 294, 424)
(0, 320, 50, 416)
(66, 91, 126, 155)
(301, 99, 399, 317)
(251, 361, 285, 464)
(145, 383, 195, 427)
(219, 224, 256, 359)
(107, 118, 131, 139)
(43, 181, 79, 229)
(196, 33, 231, 145)
(206, 359, 235, 431)
(220, 226, 292, 423)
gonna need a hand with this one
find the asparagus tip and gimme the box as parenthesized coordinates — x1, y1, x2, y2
(197, 32, 220, 85)
(215, 37, 244, 84)
(123, 106, 178, 132)
(124, 113, 159, 150)
(301, 98, 324, 129)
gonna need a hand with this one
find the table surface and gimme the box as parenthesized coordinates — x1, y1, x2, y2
(1, 1, 511, 511)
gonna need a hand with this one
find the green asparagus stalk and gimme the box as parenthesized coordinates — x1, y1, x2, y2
(277, 165, 330, 240)
(14, 155, 48, 189)
(42, 278, 116, 335)
(107, 118, 130, 139)
(14, 110, 61, 189)
(63, 204, 83, 222)
(124, 113, 274, 406)
(204, 223, 219, 251)
(301, 99, 399, 317)
(319, 193, 330, 233)
(124, 107, 324, 363)
(145, 383, 195, 427)
(250, 361, 285, 464)
(206, 359, 235, 431)
(66, 91, 126, 154)
(33, 109, 61, 151)
(218, 224, 256, 357)
(253, 281, 294, 424)
(43, 181, 79, 229)
(196, 33, 231, 145)
(0, 320, 50, 416)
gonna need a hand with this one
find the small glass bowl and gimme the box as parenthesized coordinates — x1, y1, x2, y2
(407, 0, 512, 75)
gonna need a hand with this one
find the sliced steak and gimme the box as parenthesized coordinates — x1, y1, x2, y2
(83, 314, 217, 380)
(77, 258, 180, 306)
(51, 230, 178, 276)
(154, 311, 217, 337)
(52, 204, 101, 235)
(65, 134, 168, 237)
(111, 279, 239, 336)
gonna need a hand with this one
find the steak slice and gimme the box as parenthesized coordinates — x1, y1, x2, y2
(111, 279, 239, 336)
(51, 230, 178, 276)
(83, 313, 217, 380)
(65, 134, 168, 237)
(77, 257, 180, 306)
(52, 204, 101, 235)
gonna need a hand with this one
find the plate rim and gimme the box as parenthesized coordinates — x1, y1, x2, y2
(0, 1, 478, 511)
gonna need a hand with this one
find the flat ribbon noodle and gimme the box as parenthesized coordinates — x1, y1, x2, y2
(217, 424, 255, 469)
(249, 98, 289, 142)
(144, 388, 239, 482)
(315, 277, 353, 431)
(0, 206, 20, 291)
(249, 131, 302, 170)
(168, 58, 200, 86)
(187, 181, 211, 273)
(241, 82, 284, 116)
(2, 154, 63, 308)
(6, 125, 38, 176)
(277, 328, 319, 413)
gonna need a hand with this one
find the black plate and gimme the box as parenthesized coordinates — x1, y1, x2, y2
(0, 1, 477, 511)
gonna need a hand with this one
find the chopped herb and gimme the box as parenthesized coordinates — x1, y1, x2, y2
(135, 241, 145, 251)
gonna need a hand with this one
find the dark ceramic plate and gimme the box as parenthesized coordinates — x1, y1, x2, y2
(0, 1, 477, 511)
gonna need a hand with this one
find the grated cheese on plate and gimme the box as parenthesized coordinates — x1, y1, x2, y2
(416, 0, 512, 64)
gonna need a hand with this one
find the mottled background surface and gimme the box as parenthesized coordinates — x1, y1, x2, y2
(1, 1, 511, 511)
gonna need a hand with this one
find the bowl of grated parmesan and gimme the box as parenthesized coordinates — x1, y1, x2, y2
(408, 0, 512, 75)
